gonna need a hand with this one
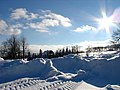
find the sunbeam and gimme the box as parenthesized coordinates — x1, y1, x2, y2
(95, 11, 115, 33)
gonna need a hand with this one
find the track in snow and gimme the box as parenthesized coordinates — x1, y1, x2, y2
(0, 78, 79, 90)
(1, 78, 119, 90)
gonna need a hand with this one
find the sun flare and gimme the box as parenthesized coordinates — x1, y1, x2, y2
(96, 12, 113, 32)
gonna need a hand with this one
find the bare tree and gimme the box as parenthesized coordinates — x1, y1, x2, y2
(71, 45, 79, 54)
(86, 46, 92, 57)
(20, 36, 28, 60)
(1, 35, 20, 59)
(111, 24, 120, 51)
(112, 29, 120, 44)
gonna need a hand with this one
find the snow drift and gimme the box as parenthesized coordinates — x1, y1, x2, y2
(0, 58, 61, 84)
(52, 53, 120, 86)
(0, 57, 4, 61)
(0, 51, 120, 87)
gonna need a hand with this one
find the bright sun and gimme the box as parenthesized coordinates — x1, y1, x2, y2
(96, 12, 113, 32)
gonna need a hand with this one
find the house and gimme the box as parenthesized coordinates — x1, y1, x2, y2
(42, 50, 54, 58)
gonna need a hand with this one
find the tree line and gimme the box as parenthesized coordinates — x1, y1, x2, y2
(0, 35, 82, 60)
(0, 35, 28, 60)
(27, 45, 83, 60)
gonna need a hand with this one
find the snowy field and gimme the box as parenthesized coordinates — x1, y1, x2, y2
(0, 51, 120, 90)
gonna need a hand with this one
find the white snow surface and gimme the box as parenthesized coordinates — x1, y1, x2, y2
(0, 78, 119, 90)
(0, 51, 120, 89)
(0, 57, 4, 61)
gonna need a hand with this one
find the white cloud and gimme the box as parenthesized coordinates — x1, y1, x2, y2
(0, 20, 8, 30)
(28, 10, 72, 32)
(41, 10, 72, 27)
(3, 8, 72, 34)
(28, 22, 49, 32)
(28, 19, 60, 32)
(29, 13, 39, 20)
(41, 19, 60, 27)
(11, 8, 38, 20)
(10, 9, 72, 33)
(74, 25, 97, 32)
(11, 8, 28, 20)
(0, 20, 21, 35)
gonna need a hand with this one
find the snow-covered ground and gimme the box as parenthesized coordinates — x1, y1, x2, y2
(0, 78, 120, 90)
(0, 51, 120, 90)
(0, 78, 97, 90)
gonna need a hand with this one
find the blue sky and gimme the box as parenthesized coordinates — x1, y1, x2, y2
(0, 0, 120, 51)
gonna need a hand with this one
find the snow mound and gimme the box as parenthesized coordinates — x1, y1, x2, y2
(52, 54, 88, 73)
(0, 57, 4, 61)
(0, 57, 4, 66)
(0, 58, 61, 84)
(0, 51, 120, 87)
(51, 53, 120, 86)
(75, 81, 104, 90)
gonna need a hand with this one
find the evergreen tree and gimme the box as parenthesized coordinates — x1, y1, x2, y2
(66, 47, 69, 55)
(39, 49, 42, 58)
(68, 49, 72, 54)
(55, 50, 59, 57)
(27, 51, 32, 60)
(62, 48, 65, 56)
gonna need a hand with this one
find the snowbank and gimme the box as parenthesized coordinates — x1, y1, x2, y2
(0, 58, 61, 84)
(0, 51, 120, 87)
(52, 54, 88, 73)
(52, 53, 120, 86)
(75, 81, 104, 90)
(0, 57, 4, 61)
